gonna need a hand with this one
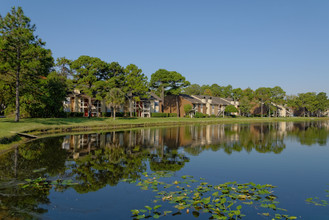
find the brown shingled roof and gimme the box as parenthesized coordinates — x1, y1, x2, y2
(192, 95, 232, 105)
(150, 92, 161, 101)
(180, 94, 203, 104)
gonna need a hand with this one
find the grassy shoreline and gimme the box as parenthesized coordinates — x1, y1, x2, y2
(1, 116, 328, 152)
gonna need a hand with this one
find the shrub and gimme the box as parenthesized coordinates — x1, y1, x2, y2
(72, 112, 84, 117)
(115, 112, 125, 117)
(0, 135, 21, 144)
(195, 112, 208, 118)
(151, 113, 168, 117)
(184, 104, 192, 115)
(225, 105, 238, 114)
(168, 113, 177, 117)
(101, 112, 112, 117)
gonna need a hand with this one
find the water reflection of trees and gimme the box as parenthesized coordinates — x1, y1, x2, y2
(149, 148, 189, 172)
(1, 121, 329, 218)
(0, 137, 68, 219)
(289, 121, 329, 146)
(71, 145, 149, 193)
(66, 130, 191, 193)
(183, 124, 287, 155)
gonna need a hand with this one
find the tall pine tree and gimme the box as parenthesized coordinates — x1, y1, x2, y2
(0, 7, 53, 121)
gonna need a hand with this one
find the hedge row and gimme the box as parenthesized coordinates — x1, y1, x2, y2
(59, 112, 84, 117)
(194, 112, 208, 118)
(0, 134, 21, 144)
(101, 112, 125, 117)
(59, 112, 179, 118)
(151, 113, 177, 117)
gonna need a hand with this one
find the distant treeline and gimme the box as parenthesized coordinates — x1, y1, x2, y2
(182, 84, 329, 117)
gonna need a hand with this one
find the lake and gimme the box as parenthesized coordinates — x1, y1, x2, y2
(1, 121, 329, 219)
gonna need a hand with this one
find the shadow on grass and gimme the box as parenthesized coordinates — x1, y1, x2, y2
(118, 117, 138, 120)
(2, 117, 108, 125)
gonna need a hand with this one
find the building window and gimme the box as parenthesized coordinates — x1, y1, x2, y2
(200, 104, 203, 112)
(212, 105, 215, 114)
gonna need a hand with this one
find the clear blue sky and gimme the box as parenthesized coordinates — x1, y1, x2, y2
(1, 0, 328, 95)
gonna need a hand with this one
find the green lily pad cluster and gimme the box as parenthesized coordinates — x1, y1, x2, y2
(123, 171, 297, 219)
(305, 186, 329, 207)
(20, 177, 78, 191)
(305, 197, 328, 207)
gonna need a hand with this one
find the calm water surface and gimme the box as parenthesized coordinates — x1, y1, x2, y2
(1, 121, 329, 219)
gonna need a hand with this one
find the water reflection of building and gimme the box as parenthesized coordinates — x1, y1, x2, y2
(61, 121, 329, 158)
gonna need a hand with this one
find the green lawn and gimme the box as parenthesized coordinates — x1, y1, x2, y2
(0, 116, 328, 151)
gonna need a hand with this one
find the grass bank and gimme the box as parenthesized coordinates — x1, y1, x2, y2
(1, 116, 328, 152)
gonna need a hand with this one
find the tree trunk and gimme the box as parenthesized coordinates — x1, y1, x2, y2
(175, 127, 179, 146)
(14, 147, 18, 178)
(88, 97, 92, 118)
(129, 97, 132, 117)
(15, 48, 21, 122)
(15, 70, 20, 122)
(261, 99, 263, 118)
(113, 108, 116, 120)
(161, 85, 164, 113)
(268, 105, 271, 118)
(176, 96, 179, 118)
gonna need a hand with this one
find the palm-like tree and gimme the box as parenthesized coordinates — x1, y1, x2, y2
(106, 88, 125, 120)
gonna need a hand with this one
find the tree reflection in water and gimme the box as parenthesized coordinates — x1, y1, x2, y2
(0, 137, 67, 219)
(0, 121, 329, 218)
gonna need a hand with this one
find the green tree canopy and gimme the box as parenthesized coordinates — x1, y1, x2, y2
(201, 85, 211, 96)
(21, 72, 68, 117)
(316, 92, 329, 116)
(225, 105, 238, 114)
(210, 84, 222, 97)
(123, 64, 149, 117)
(203, 88, 213, 96)
(106, 88, 125, 120)
(271, 86, 285, 103)
(150, 69, 190, 116)
(55, 57, 72, 78)
(106, 61, 125, 87)
(71, 55, 109, 96)
(184, 104, 193, 116)
(232, 88, 243, 102)
(0, 6, 54, 121)
(239, 96, 252, 117)
(222, 85, 233, 98)
(296, 92, 317, 117)
(242, 87, 255, 101)
(255, 87, 271, 117)
(183, 84, 202, 95)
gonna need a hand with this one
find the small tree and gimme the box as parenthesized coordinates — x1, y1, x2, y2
(316, 92, 329, 117)
(255, 87, 271, 117)
(184, 104, 192, 117)
(106, 88, 125, 120)
(239, 96, 252, 116)
(225, 105, 238, 115)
